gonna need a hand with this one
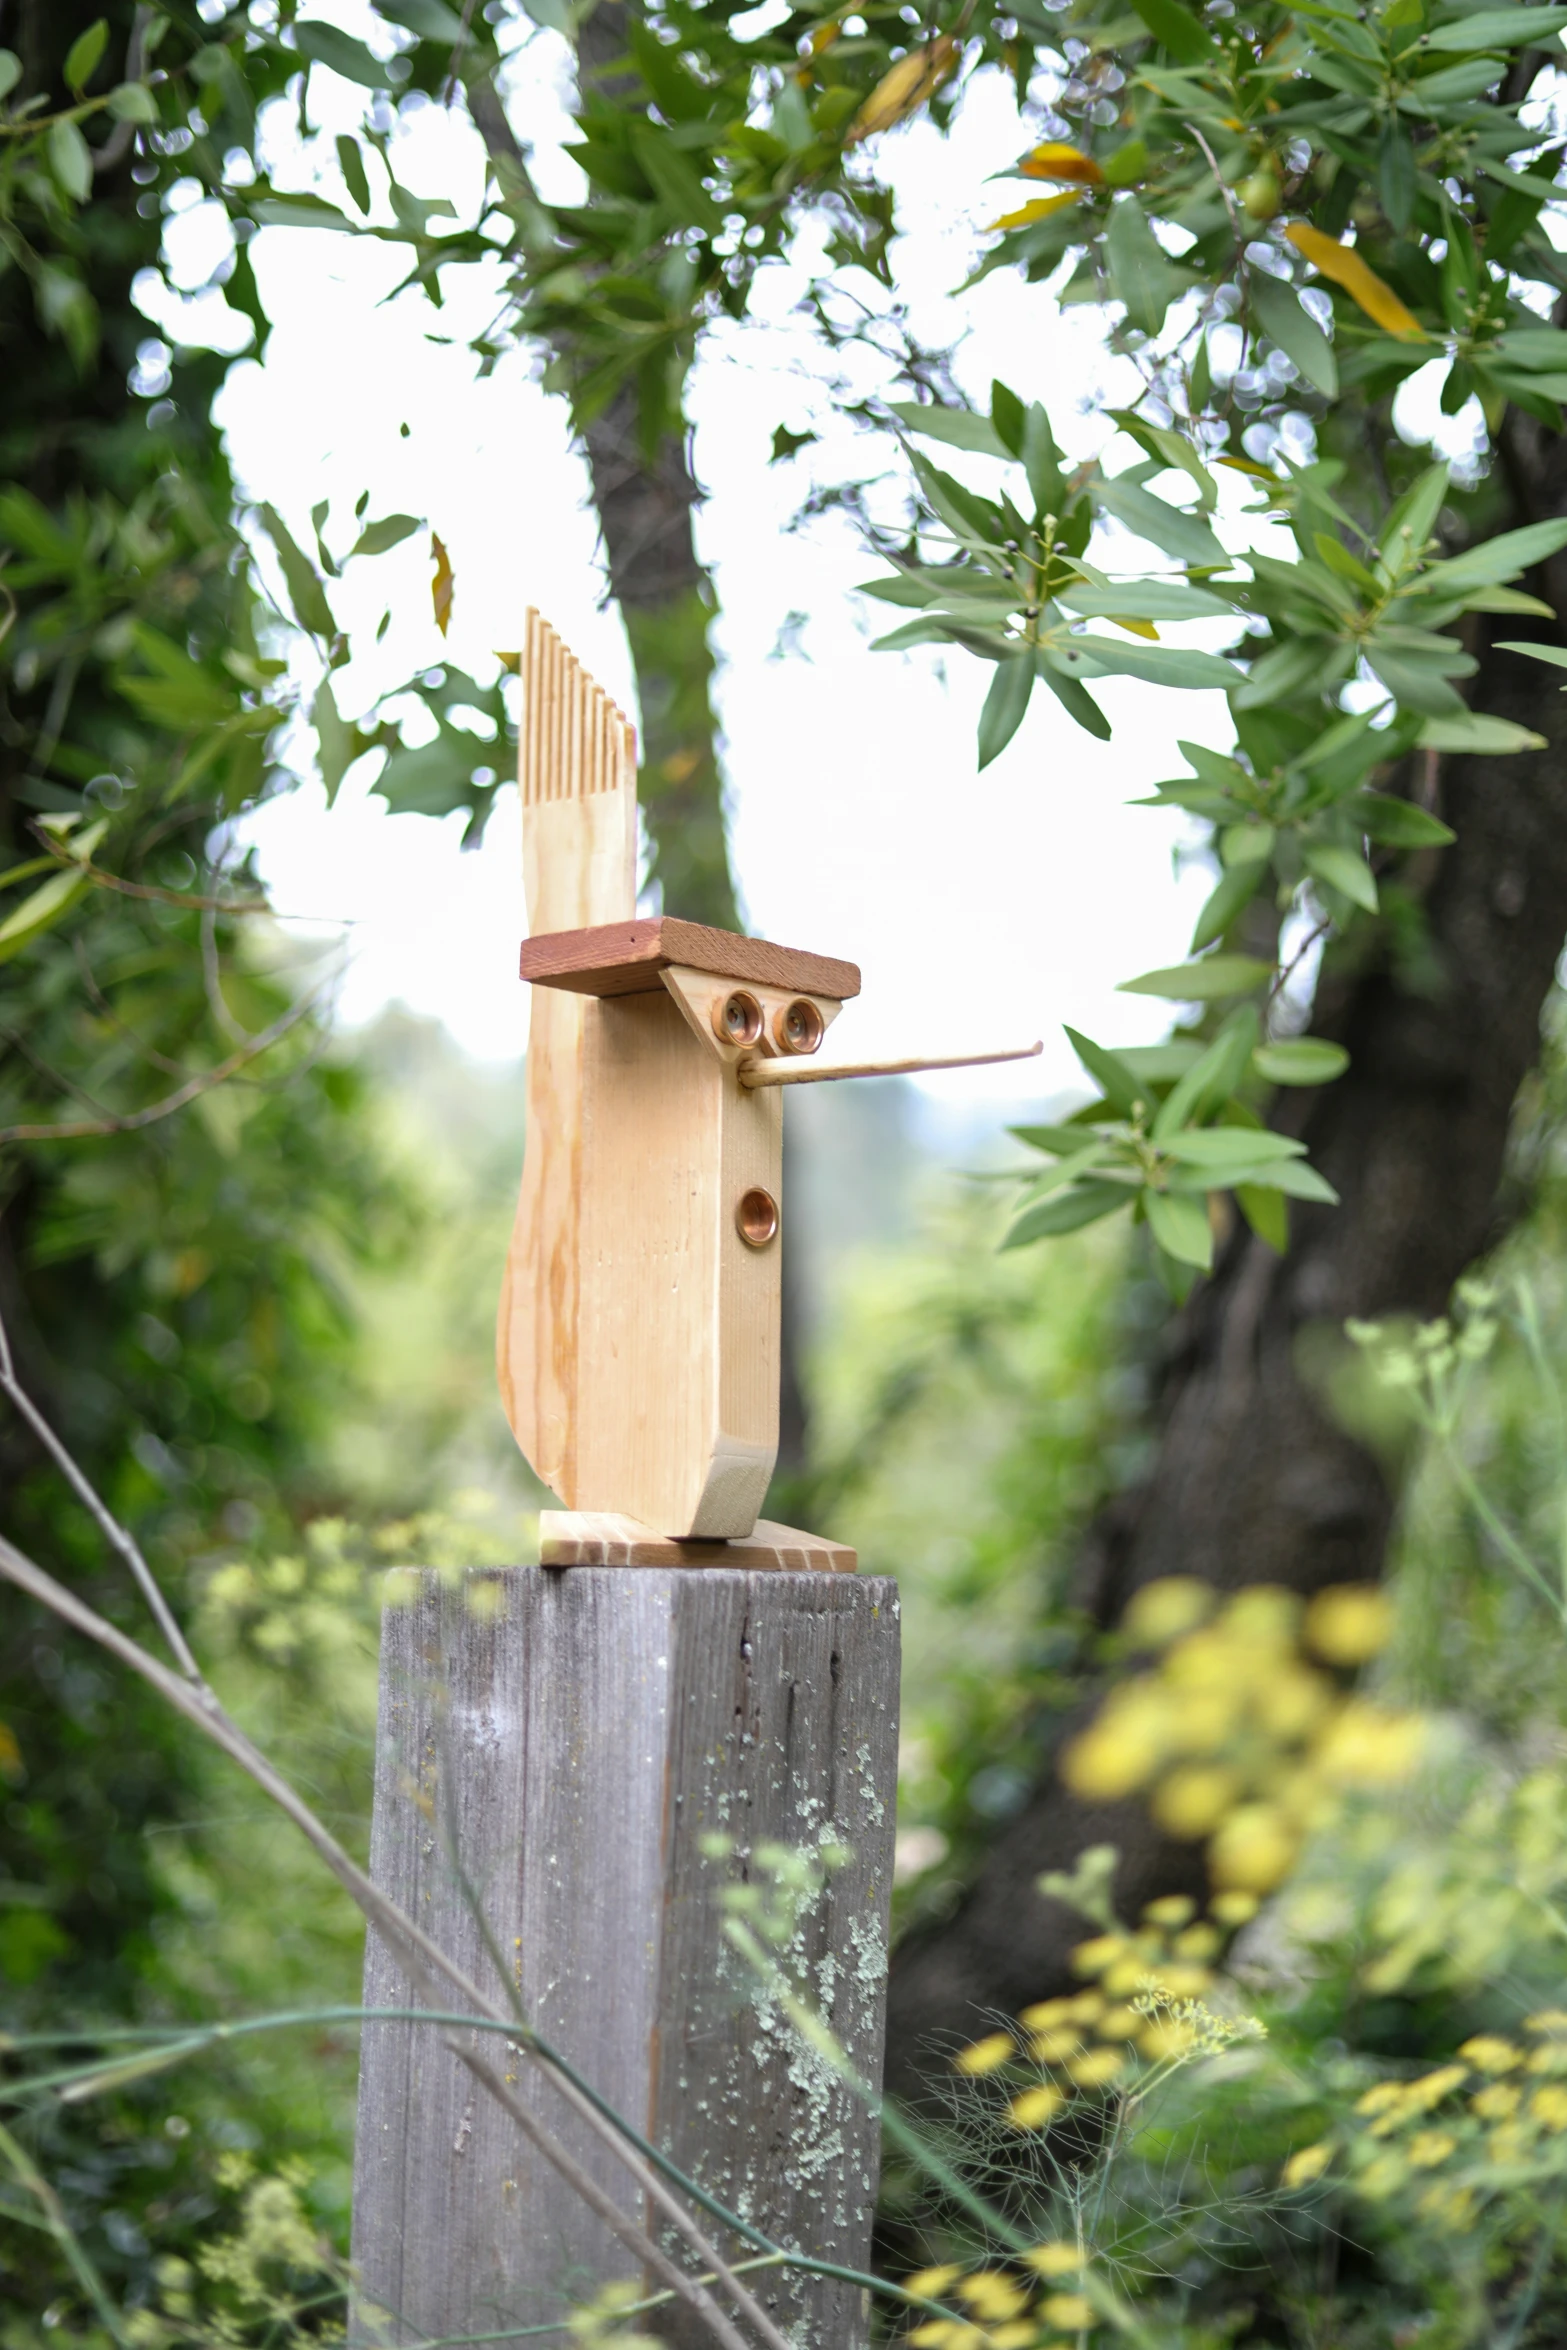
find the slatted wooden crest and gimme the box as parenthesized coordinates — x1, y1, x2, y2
(498, 612, 1036, 1564)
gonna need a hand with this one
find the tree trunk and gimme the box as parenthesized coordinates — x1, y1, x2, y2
(884, 472, 1567, 2092)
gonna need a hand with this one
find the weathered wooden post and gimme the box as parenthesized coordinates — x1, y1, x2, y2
(351, 616, 1036, 2345)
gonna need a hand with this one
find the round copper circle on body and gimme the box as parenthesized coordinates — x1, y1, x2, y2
(736, 1187, 780, 1248)
(774, 997, 825, 1056)
(713, 989, 764, 1048)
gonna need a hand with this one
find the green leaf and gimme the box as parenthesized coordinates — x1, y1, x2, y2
(1065, 1027, 1146, 1118)
(1497, 638, 1567, 679)
(1119, 954, 1273, 1000)
(0, 51, 20, 102)
(64, 18, 108, 93)
(1163, 1127, 1305, 1170)
(1246, 1158, 1339, 1203)
(889, 401, 1012, 459)
(1128, 0, 1216, 61)
(1378, 462, 1450, 566)
(1190, 863, 1262, 952)
(294, 22, 392, 87)
(978, 655, 1035, 768)
(1425, 6, 1567, 47)
(0, 820, 105, 966)
(1105, 198, 1189, 338)
(1303, 840, 1379, 911)
(1011, 1122, 1110, 1156)
(1151, 1008, 1258, 1138)
(1417, 711, 1548, 753)
(1345, 792, 1455, 846)
(1145, 1186, 1213, 1270)
(1065, 637, 1238, 690)
(107, 79, 159, 121)
(258, 504, 337, 641)
(1036, 663, 1113, 740)
(350, 512, 421, 558)
(1004, 1180, 1132, 1247)
(1092, 475, 1227, 567)
(1236, 1181, 1289, 1250)
(1252, 1037, 1349, 1086)
(374, 0, 466, 33)
(631, 123, 721, 233)
(1248, 273, 1338, 397)
(336, 133, 372, 215)
(1424, 517, 1567, 593)
(1056, 581, 1234, 621)
(48, 118, 92, 205)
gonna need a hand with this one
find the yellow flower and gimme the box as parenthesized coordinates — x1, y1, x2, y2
(1303, 1584, 1393, 1665)
(1531, 2085, 1567, 2130)
(1043, 2294, 1095, 2329)
(1458, 2035, 1522, 2075)
(1282, 2142, 1332, 2188)
(1470, 2083, 1519, 2121)
(1007, 2084, 1066, 2131)
(1098, 2006, 1142, 2042)
(1172, 1923, 1222, 1962)
(1527, 2009, 1567, 2035)
(908, 2325, 975, 2349)
(1208, 1801, 1299, 1894)
(1070, 1937, 1125, 1978)
(954, 2272, 1027, 2322)
(1357, 2153, 1407, 2199)
(1029, 2029, 1083, 2064)
(1418, 2182, 1477, 2229)
(1152, 1765, 1242, 1839)
(1223, 1586, 1302, 1648)
(1124, 1577, 1214, 1648)
(1138, 2016, 1197, 2061)
(1530, 2042, 1567, 2076)
(1407, 2130, 1455, 2169)
(1490, 2124, 1530, 2166)
(1406, 2066, 1467, 2110)
(1253, 1663, 1333, 1741)
(1101, 1956, 1150, 1998)
(1022, 2242, 1081, 2278)
(953, 2033, 1016, 2077)
(1355, 2082, 1405, 2118)
(1151, 1962, 1213, 2000)
(905, 2266, 963, 2300)
(1143, 1894, 1197, 1929)
(986, 2327, 1038, 2349)
(1209, 1890, 1260, 1928)
(1316, 1702, 1424, 1788)
(1067, 1992, 1106, 2025)
(1069, 2047, 1125, 2091)
(1019, 1998, 1074, 2033)
(1062, 1693, 1168, 1798)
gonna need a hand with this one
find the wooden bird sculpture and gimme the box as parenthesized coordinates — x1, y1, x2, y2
(497, 610, 1039, 1569)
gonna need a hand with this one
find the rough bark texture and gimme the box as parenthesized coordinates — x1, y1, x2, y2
(572, 4, 739, 936)
(884, 478, 1567, 2094)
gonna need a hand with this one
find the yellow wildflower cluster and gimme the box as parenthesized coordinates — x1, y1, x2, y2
(949, 1893, 1263, 2132)
(1062, 1578, 1417, 1896)
(1280, 2011, 1567, 2217)
(903, 2241, 1095, 2347)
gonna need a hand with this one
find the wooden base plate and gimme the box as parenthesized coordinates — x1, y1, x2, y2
(539, 1511, 856, 1573)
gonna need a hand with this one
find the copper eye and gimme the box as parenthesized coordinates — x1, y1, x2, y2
(736, 1187, 779, 1248)
(712, 990, 764, 1048)
(774, 998, 825, 1056)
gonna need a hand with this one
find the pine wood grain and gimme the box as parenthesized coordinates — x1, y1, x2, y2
(351, 1565, 900, 2349)
(539, 1511, 857, 1571)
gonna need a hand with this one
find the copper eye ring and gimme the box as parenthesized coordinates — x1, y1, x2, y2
(774, 998, 825, 1056)
(736, 1187, 779, 1248)
(712, 990, 764, 1048)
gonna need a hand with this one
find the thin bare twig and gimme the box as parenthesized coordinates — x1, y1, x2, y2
(0, 987, 320, 1143)
(72, 936, 189, 1077)
(0, 1523, 783, 2345)
(200, 905, 254, 1047)
(0, 1315, 204, 1686)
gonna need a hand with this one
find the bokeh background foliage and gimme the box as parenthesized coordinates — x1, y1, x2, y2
(3, 0, 1567, 2346)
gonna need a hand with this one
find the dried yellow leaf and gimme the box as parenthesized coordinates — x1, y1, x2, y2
(845, 35, 959, 144)
(1284, 222, 1426, 341)
(1018, 140, 1104, 184)
(431, 530, 454, 638)
(988, 191, 1083, 231)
